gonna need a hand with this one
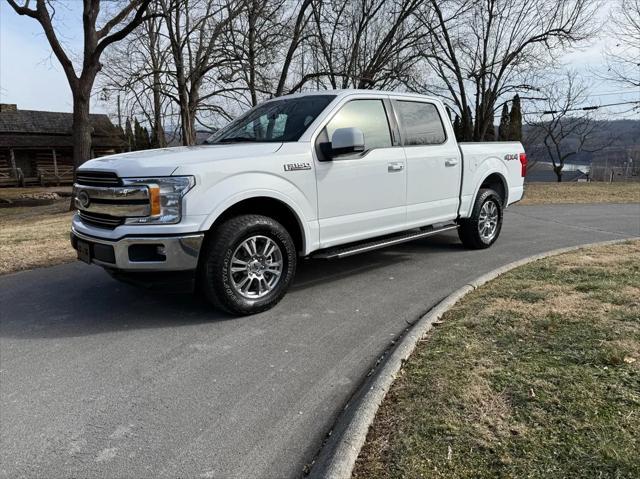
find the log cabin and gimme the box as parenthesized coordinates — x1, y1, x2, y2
(0, 103, 125, 187)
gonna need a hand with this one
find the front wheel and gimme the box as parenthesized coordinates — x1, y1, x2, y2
(458, 188, 503, 249)
(198, 214, 297, 315)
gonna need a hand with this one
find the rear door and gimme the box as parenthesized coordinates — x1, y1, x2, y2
(314, 97, 407, 247)
(393, 100, 461, 227)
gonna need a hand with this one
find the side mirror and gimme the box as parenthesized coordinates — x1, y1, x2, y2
(330, 127, 365, 158)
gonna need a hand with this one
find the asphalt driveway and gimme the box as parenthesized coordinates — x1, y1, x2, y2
(1, 203, 638, 478)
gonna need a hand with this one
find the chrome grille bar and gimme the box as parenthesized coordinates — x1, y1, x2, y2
(73, 183, 151, 218)
(79, 211, 124, 229)
(76, 171, 121, 187)
(74, 184, 150, 201)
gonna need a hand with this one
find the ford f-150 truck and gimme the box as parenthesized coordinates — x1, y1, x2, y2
(71, 90, 526, 314)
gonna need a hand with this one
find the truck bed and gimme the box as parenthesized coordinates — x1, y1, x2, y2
(458, 141, 526, 217)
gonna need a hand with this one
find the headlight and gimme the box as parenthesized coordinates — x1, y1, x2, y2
(122, 176, 195, 225)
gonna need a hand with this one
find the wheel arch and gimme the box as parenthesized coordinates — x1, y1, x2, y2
(203, 195, 307, 254)
(478, 172, 508, 206)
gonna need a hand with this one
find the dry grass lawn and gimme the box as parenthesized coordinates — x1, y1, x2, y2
(0, 186, 72, 200)
(521, 182, 640, 205)
(354, 241, 640, 479)
(0, 199, 75, 275)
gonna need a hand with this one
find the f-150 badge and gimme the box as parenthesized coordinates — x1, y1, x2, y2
(284, 162, 312, 171)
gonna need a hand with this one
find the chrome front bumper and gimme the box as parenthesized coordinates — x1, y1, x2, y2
(70, 228, 204, 271)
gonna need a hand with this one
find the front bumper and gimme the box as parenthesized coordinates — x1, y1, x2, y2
(70, 227, 204, 271)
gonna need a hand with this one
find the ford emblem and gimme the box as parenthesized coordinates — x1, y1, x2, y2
(77, 190, 91, 208)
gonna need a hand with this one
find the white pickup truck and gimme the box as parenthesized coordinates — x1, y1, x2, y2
(71, 90, 526, 314)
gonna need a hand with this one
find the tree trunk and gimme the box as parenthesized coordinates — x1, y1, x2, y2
(152, 76, 166, 148)
(179, 89, 195, 146)
(554, 166, 563, 182)
(248, 3, 258, 107)
(72, 92, 93, 170)
(69, 90, 92, 209)
(148, 18, 166, 149)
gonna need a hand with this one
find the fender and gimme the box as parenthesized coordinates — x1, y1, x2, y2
(460, 156, 510, 218)
(194, 172, 320, 255)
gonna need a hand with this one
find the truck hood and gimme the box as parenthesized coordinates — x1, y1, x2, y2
(78, 143, 283, 177)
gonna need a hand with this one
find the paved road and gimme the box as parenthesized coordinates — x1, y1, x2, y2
(1, 203, 638, 479)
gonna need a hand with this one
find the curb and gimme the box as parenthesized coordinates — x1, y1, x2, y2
(309, 237, 638, 479)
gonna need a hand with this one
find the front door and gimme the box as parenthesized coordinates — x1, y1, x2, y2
(314, 98, 407, 248)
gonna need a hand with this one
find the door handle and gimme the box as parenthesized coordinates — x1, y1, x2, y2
(388, 162, 404, 172)
(445, 158, 459, 167)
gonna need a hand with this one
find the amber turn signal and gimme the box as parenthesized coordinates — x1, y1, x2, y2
(149, 186, 161, 216)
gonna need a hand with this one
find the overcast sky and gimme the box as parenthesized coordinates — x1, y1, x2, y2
(1, 2, 638, 121)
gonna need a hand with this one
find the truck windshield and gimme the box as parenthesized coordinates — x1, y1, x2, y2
(207, 95, 336, 144)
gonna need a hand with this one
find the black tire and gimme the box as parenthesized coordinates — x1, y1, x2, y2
(458, 188, 503, 249)
(198, 214, 297, 315)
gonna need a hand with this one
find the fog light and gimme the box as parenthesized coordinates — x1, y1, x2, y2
(128, 244, 166, 262)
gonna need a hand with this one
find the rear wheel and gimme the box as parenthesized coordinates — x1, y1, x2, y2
(458, 188, 503, 249)
(198, 214, 297, 315)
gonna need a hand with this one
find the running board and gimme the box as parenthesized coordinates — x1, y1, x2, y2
(311, 224, 459, 259)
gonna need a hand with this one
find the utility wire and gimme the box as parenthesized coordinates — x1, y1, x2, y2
(523, 100, 640, 115)
(582, 90, 640, 98)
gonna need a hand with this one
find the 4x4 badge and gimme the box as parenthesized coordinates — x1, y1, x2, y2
(284, 163, 312, 171)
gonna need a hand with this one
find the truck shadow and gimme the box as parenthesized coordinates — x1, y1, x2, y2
(0, 234, 461, 339)
(292, 233, 462, 291)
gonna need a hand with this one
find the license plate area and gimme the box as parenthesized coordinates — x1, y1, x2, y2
(77, 240, 92, 264)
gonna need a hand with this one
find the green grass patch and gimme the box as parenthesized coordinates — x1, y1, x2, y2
(354, 241, 640, 479)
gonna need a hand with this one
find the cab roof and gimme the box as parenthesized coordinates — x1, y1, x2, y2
(272, 89, 441, 104)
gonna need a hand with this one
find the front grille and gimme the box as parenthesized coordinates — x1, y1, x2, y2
(76, 171, 121, 187)
(79, 211, 124, 229)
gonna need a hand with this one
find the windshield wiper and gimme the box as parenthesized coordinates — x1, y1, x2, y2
(214, 137, 258, 144)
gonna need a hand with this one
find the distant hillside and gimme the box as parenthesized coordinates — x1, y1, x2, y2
(523, 119, 640, 166)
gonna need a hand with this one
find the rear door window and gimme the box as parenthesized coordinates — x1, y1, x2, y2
(395, 101, 446, 145)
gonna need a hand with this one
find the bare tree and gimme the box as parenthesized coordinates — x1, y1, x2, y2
(527, 71, 612, 182)
(222, 0, 290, 107)
(98, 0, 311, 140)
(274, 0, 314, 96)
(603, 0, 640, 88)
(100, 3, 174, 147)
(157, 0, 247, 145)
(411, 0, 598, 141)
(141, 12, 170, 147)
(6, 0, 153, 168)
(300, 0, 423, 92)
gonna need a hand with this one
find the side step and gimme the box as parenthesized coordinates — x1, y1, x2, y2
(311, 224, 459, 259)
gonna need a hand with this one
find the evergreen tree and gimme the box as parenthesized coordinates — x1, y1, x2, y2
(453, 115, 463, 141)
(134, 118, 151, 150)
(150, 126, 161, 149)
(486, 121, 496, 141)
(508, 94, 522, 141)
(125, 118, 135, 152)
(142, 126, 151, 149)
(465, 105, 474, 141)
(133, 118, 142, 151)
(498, 103, 510, 140)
